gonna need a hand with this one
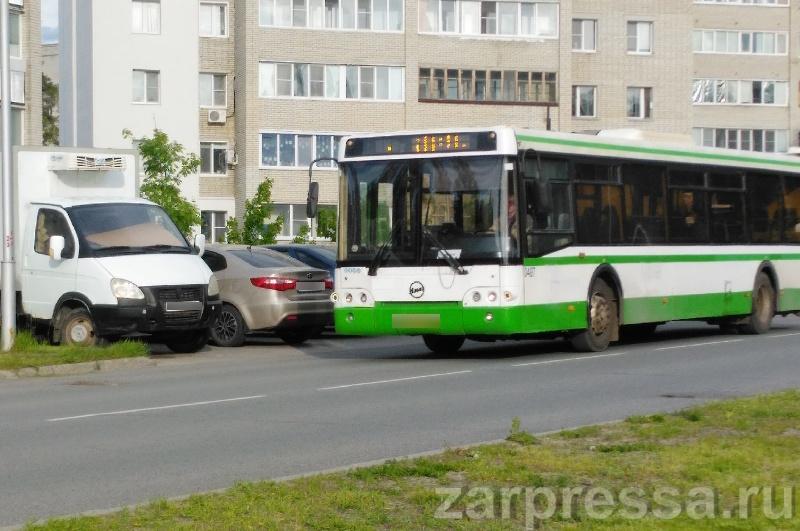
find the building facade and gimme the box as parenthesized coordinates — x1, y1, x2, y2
(8, 0, 42, 148)
(58, 0, 800, 242)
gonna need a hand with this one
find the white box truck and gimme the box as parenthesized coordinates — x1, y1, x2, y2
(3, 147, 221, 352)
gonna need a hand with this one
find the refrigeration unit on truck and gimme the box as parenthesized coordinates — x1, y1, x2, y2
(1, 147, 221, 352)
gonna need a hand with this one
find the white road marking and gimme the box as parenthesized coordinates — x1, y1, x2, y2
(318, 370, 473, 391)
(655, 339, 743, 351)
(511, 351, 629, 368)
(767, 332, 800, 339)
(47, 395, 267, 422)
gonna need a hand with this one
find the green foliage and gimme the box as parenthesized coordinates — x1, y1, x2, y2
(316, 207, 337, 241)
(507, 416, 539, 446)
(225, 179, 283, 245)
(42, 74, 59, 145)
(123, 129, 201, 236)
(0, 331, 147, 371)
(293, 224, 311, 244)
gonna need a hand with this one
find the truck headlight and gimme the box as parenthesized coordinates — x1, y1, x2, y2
(111, 278, 145, 300)
(208, 275, 220, 297)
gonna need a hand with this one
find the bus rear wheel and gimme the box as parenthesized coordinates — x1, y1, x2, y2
(738, 273, 775, 335)
(423, 335, 465, 355)
(571, 279, 618, 353)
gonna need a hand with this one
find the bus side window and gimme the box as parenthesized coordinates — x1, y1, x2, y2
(747, 173, 783, 244)
(622, 164, 666, 245)
(784, 176, 800, 243)
(575, 184, 623, 245)
(668, 189, 708, 243)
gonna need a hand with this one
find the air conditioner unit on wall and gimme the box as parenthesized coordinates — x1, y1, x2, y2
(207, 109, 226, 124)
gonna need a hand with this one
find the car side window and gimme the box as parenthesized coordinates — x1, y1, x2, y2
(34, 208, 75, 258)
(202, 250, 228, 272)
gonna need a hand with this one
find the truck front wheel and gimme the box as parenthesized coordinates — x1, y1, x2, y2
(59, 307, 101, 347)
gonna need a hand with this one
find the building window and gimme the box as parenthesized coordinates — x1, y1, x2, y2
(10, 108, 22, 146)
(132, 0, 160, 34)
(693, 0, 788, 5)
(692, 128, 788, 153)
(418, 67, 556, 104)
(201, 211, 228, 243)
(199, 73, 226, 107)
(260, 0, 403, 30)
(626, 87, 651, 119)
(626, 21, 652, 53)
(261, 133, 343, 168)
(691, 79, 788, 106)
(572, 19, 596, 51)
(419, 0, 558, 38)
(132, 70, 160, 103)
(692, 30, 787, 55)
(259, 62, 403, 101)
(271, 204, 315, 239)
(572, 86, 596, 117)
(10, 70, 23, 103)
(200, 2, 228, 37)
(200, 142, 228, 174)
(9, 12, 20, 57)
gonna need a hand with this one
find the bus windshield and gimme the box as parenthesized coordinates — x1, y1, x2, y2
(339, 156, 519, 267)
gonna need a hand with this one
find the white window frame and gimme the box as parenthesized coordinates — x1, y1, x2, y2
(201, 210, 228, 243)
(571, 18, 596, 52)
(10, 70, 23, 103)
(692, 127, 789, 153)
(199, 73, 227, 108)
(693, 29, 787, 55)
(132, 69, 160, 104)
(200, 1, 229, 37)
(200, 141, 229, 175)
(131, 0, 161, 34)
(259, 0, 404, 32)
(418, 0, 560, 40)
(626, 20, 653, 54)
(9, 11, 21, 58)
(626, 87, 651, 119)
(693, 0, 788, 6)
(259, 131, 346, 170)
(258, 61, 404, 102)
(572, 85, 596, 118)
(692, 79, 788, 106)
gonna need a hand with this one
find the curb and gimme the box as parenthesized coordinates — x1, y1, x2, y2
(0, 357, 157, 379)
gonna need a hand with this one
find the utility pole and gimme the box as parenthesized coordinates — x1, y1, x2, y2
(1, 0, 15, 351)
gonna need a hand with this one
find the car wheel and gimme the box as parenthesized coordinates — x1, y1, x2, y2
(211, 304, 246, 348)
(59, 307, 102, 347)
(165, 329, 210, 353)
(423, 335, 465, 355)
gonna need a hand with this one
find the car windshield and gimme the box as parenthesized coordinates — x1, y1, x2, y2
(68, 203, 190, 257)
(338, 156, 517, 267)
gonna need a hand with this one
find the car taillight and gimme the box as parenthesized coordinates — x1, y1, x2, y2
(324, 278, 334, 290)
(250, 277, 297, 291)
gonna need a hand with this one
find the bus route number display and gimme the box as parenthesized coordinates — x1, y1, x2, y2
(344, 131, 497, 157)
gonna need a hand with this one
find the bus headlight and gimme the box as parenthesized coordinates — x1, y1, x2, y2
(487, 291, 497, 302)
(360, 293, 368, 304)
(472, 292, 481, 303)
(111, 278, 145, 300)
(345, 293, 353, 304)
(207, 275, 220, 297)
(331, 292, 339, 303)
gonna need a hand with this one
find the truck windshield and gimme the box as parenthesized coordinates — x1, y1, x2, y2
(338, 156, 518, 268)
(68, 203, 191, 257)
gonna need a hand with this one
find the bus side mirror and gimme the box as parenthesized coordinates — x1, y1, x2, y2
(194, 233, 206, 257)
(49, 235, 65, 261)
(307, 181, 319, 219)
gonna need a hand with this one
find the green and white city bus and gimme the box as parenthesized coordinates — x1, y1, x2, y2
(311, 127, 800, 353)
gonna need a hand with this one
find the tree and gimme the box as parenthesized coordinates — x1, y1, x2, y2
(316, 207, 337, 242)
(42, 74, 58, 145)
(293, 224, 311, 244)
(123, 128, 201, 236)
(225, 179, 283, 245)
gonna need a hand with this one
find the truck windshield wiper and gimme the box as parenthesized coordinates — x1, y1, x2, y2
(143, 244, 190, 254)
(93, 245, 142, 255)
(422, 229, 468, 275)
(367, 222, 402, 276)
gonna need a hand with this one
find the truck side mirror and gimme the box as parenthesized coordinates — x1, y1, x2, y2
(49, 235, 65, 261)
(307, 181, 319, 219)
(194, 233, 206, 257)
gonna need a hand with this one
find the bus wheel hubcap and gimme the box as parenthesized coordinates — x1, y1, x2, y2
(590, 294, 610, 336)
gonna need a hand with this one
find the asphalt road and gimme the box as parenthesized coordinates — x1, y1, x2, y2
(1, 317, 800, 526)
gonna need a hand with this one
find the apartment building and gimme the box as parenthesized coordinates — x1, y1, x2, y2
(6, 0, 42, 148)
(58, 0, 800, 243)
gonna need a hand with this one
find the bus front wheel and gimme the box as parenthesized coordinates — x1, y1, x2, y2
(738, 273, 775, 335)
(423, 335, 465, 355)
(571, 279, 618, 352)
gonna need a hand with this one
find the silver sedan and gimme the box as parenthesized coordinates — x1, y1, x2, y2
(202, 245, 333, 347)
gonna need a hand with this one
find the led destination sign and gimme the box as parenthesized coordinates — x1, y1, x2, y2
(344, 131, 497, 158)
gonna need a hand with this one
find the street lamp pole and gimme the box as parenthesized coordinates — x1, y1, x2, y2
(1, 0, 16, 351)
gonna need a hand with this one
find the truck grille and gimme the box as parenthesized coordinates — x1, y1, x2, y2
(156, 286, 204, 324)
(157, 286, 203, 302)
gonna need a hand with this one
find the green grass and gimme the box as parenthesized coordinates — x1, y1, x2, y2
(26, 390, 800, 530)
(0, 331, 148, 371)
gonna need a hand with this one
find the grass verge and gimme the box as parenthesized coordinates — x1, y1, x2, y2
(28, 390, 800, 529)
(0, 331, 148, 371)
